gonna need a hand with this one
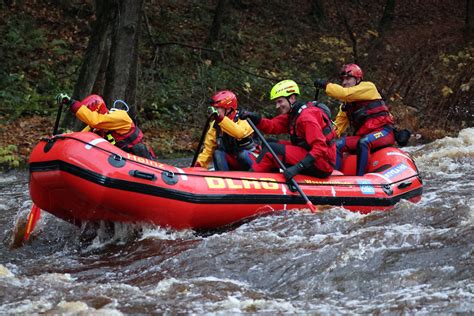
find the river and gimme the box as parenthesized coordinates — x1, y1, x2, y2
(1, 128, 473, 314)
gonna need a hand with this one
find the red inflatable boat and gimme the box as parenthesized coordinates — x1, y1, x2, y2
(29, 132, 423, 230)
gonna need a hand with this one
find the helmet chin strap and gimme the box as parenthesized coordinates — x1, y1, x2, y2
(225, 108, 235, 116)
(287, 96, 296, 109)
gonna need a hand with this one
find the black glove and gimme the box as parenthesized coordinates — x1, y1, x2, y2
(313, 78, 328, 90)
(239, 111, 261, 125)
(207, 106, 218, 119)
(283, 154, 315, 181)
(207, 106, 224, 122)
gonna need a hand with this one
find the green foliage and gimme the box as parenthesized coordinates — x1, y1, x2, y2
(0, 13, 76, 120)
(0, 145, 20, 170)
(0, 71, 54, 120)
(438, 46, 474, 82)
(1, 0, 471, 149)
(138, 38, 337, 129)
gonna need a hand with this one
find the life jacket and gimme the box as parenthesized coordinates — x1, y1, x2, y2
(215, 113, 257, 154)
(343, 99, 391, 132)
(95, 123, 143, 152)
(288, 101, 336, 150)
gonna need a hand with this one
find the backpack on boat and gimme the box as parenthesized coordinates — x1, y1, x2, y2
(308, 101, 332, 120)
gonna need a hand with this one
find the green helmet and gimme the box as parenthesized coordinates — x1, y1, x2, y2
(270, 80, 300, 100)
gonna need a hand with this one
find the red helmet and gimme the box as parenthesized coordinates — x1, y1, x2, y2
(81, 94, 108, 114)
(210, 90, 237, 110)
(340, 64, 363, 80)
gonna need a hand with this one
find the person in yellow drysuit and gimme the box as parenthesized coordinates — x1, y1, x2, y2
(56, 93, 154, 159)
(194, 90, 258, 171)
(314, 63, 395, 176)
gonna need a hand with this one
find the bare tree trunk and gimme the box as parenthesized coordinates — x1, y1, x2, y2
(310, 0, 326, 28)
(63, 0, 115, 129)
(205, 0, 229, 47)
(127, 15, 141, 123)
(335, 0, 358, 63)
(467, 0, 474, 39)
(365, 0, 396, 65)
(92, 38, 112, 97)
(73, 0, 115, 99)
(62, 0, 143, 130)
(104, 0, 143, 120)
(378, 0, 395, 39)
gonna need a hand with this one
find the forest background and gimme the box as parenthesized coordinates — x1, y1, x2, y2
(0, 0, 473, 169)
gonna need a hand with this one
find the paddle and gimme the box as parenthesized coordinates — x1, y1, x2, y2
(191, 114, 213, 167)
(247, 119, 318, 213)
(23, 203, 41, 241)
(314, 88, 320, 101)
(52, 96, 65, 135)
(24, 95, 65, 239)
(21, 95, 64, 242)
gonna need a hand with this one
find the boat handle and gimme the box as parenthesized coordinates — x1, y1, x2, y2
(129, 170, 156, 181)
(397, 181, 412, 189)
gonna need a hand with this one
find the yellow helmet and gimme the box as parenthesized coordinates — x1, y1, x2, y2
(270, 80, 300, 100)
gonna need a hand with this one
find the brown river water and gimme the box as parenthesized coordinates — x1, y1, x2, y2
(0, 128, 473, 314)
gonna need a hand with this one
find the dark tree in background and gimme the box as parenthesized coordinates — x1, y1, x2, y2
(311, 0, 326, 27)
(374, 0, 395, 46)
(365, 0, 396, 64)
(467, 0, 474, 38)
(72, 1, 114, 107)
(334, 0, 396, 67)
(206, 0, 230, 48)
(334, 0, 359, 63)
(65, 0, 143, 128)
(103, 0, 143, 119)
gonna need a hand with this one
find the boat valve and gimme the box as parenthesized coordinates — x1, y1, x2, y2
(161, 170, 179, 185)
(382, 184, 393, 196)
(108, 154, 126, 168)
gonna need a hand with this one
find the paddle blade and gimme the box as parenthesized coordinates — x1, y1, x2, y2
(306, 201, 318, 213)
(24, 204, 41, 241)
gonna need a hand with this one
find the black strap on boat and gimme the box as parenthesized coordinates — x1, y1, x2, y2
(129, 170, 156, 181)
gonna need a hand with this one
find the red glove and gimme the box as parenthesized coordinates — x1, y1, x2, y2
(194, 162, 202, 167)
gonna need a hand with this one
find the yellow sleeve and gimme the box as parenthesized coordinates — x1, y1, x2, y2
(218, 117, 254, 139)
(333, 105, 349, 137)
(325, 81, 382, 103)
(75, 107, 132, 134)
(81, 125, 92, 132)
(196, 124, 217, 168)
